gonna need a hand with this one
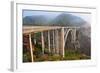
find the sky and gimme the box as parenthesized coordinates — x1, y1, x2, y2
(23, 10, 91, 23)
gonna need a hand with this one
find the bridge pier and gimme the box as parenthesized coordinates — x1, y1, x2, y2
(71, 28, 76, 43)
(52, 30, 55, 54)
(29, 34, 34, 62)
(41, 32, 45, 54)
(55, 29, 59, 54)
(61, 28, 65, 57)
(48, 31, 51, 53)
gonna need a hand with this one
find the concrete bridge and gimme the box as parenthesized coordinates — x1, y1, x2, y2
(23, 26, 80, 62)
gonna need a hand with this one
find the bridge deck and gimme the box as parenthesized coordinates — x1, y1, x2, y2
(23, 26, 80, 34)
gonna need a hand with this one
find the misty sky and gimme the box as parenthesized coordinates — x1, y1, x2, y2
(23, 10, 91, 23)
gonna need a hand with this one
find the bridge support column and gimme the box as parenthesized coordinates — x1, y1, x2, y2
(52, 30, 55, 53)
(41, 32, 45, 54)
(55, 29, 59, 54)
(71, 28, 76, 43)
(73, 28, 76, 42)
(29, 34, 34, 62)
(48, 31, 51, 53)
(61, 28, 65, 57)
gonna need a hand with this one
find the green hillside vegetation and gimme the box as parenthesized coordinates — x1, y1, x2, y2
(23, 45, 90, 62)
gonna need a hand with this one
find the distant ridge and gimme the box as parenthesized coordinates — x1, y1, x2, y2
(23, 13, 87, 26)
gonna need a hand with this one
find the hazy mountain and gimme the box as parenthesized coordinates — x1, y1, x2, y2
(23, 15, 49, 26)
(51, 13, 87, 26)
(23, 13, 87, 26)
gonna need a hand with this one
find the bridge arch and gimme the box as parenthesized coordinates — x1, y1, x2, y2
(64, 29, 75, 48)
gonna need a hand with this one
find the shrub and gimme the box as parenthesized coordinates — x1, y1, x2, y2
(23, 52, 31, 62)
(48, 54, 62, 61)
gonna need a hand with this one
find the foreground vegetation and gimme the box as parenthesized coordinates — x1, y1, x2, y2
(23, 47, 90, 62)
(33, 50, 90, 62)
